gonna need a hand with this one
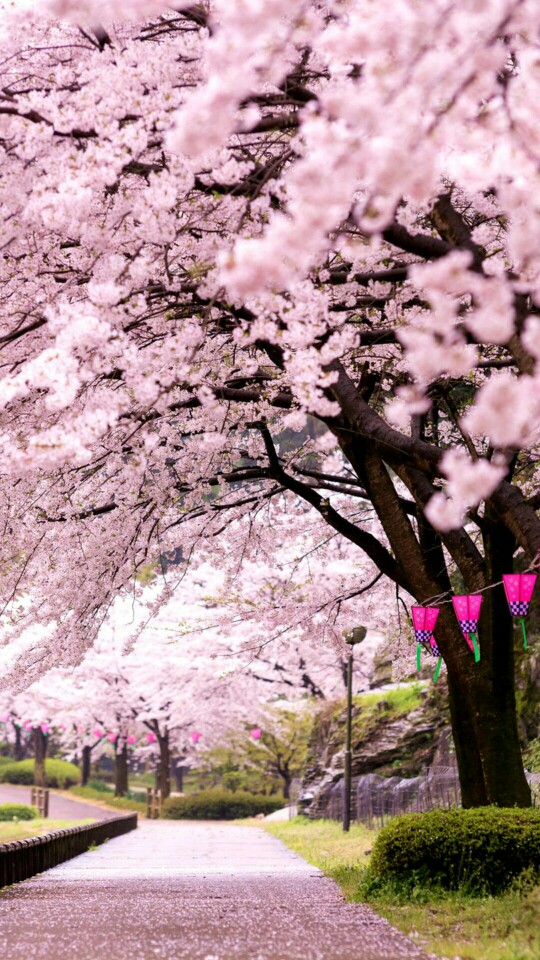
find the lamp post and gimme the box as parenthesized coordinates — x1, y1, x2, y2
(343, 625, 367, 832)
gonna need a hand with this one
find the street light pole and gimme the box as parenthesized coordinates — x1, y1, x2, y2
(343, 625, 367, 833)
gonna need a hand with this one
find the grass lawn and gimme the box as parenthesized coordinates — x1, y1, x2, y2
(68, 785, 147, 816)
(0, 818, 94, 844)
(263, 817, 540, 960)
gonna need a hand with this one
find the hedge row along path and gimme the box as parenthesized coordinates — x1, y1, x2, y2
(0, 783, 118, 821)
(0, 820, 428, 960)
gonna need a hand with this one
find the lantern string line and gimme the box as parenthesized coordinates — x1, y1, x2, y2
(419, 551, 540, 608)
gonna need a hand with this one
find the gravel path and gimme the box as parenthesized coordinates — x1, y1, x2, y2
(0, 783, 117, 820)
(0, 820, 428, 960)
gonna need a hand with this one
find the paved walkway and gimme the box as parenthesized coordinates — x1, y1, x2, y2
(0, 783, 116, 820)
(0, 821, 428, 960)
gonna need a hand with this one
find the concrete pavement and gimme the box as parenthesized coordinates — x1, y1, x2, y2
(0, 783, 116, 820)
(0, 820, 429, 960)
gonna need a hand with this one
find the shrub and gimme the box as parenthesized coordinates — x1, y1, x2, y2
(86, 778, 113, 793)
(0, 758, 81, 788)
(0, 756, 13, 767)
(369, 807, 540, 894)
(162, 788, 285, 820)
(0, 803, 38, 821)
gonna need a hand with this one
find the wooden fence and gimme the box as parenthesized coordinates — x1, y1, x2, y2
(0, 813, 137, 889)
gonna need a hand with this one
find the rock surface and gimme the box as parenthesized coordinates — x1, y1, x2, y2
(300, 684, 453, 818)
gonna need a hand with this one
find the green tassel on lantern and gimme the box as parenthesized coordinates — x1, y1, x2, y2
(519, 617, 528, 651)
(432, 657, 442, 683)
(416, 642, 422, 671)
(470, 632, 480, 663)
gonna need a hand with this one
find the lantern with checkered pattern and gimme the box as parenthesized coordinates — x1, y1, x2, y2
(502, 574, 537, 650)
(411, 606, 443, 682)
(452, 594, 482, 662)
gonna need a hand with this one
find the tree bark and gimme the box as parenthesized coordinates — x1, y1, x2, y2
(33, 727, 47, 787)
(13, 722, 23, 760)
(82, 745, 92, 786)
(336, 441, 532, 808)
(282, 770, 291, 800)
(156, 732, 171, 800)
(173, 762, 185, 793)
(114, 742, 128, 797)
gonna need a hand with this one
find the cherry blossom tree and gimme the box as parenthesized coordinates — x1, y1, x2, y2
(1, 2, 540, 806)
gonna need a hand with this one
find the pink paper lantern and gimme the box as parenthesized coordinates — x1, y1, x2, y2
(146, 732, 157, 745)
(107, 732, 118, 743)
(40, 723, 49, 734)
(93, 728, 104, 740)
(452, 594, 482, 662)
(23, 721, 33, 731)
(411, 606, 442, 682)
(127, 735, 136, 745)
(190, 731, 202, 744)
(503, 573, 537, 649)
(0, 715, 9, 723)
(250, 728, 262, 741)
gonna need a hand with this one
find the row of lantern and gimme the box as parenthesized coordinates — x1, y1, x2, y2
(412, 573, 536, 683)
(0, 720, 264, 746)
(0, 717, 50, 734)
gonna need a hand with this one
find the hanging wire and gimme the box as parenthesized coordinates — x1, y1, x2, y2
(419, 551, 540, 608)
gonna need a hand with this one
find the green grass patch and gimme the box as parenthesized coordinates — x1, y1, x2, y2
(264, 817, 540, 960)
(69, 785, 147, 815)
(0, 818, 94, 844)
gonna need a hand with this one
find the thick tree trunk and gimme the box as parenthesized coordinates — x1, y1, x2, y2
(282, 771, 291, 800)
(343, 443, 531, 808)
(420, 523, 531, 807)
(114, 742, 128, 797)
(82, 745, 92, 786)
(33, 727, 47, 787)
(173, 762, 185, 793)
(13, 723, 23, 761)
(156, 732, 171, 800)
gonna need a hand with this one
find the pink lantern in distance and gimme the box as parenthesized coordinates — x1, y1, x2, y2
(190, 731, 202, 744)
(452, 594, 482, 662)
(93, 728, 104, 740)
(250, 728, 262, 741)
(107, 732, 118, 743)
(127, 735, 136, 746)
(503, 573, 537, 650)
(0, 715, 9, 723)
(40, 723, 49, 735)
(146, 732, 157, 745)
(411, 606, 442, 682)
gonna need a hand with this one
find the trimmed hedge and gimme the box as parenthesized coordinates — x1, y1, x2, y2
(0, 759, 81, 789)
(0, 803, 38, 821)
(369, 807, 540, 894)
(162, 789, 285, 820)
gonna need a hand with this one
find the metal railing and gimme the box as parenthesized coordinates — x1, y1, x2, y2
(306, 768, 540, 828)
(0, 813, 137, 889)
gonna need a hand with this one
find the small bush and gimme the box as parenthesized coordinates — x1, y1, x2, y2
(162, 788, 285, 820)
(86, 778, 113, 793)
(0, 756, 13, 767)
(0, 803, 38, 821)
(0, 758, 81, 788)
(369, 807, 540, 894)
